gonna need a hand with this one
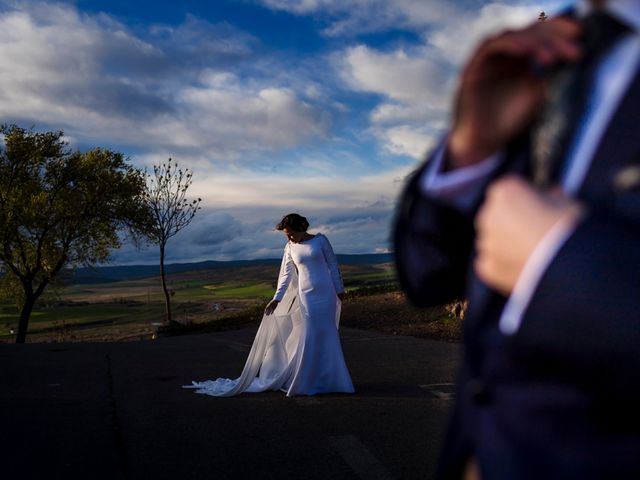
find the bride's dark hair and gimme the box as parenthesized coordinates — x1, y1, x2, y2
(276, 213, 309, 232)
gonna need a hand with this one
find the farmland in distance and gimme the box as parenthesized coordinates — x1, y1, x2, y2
(0, 256, 407, 343)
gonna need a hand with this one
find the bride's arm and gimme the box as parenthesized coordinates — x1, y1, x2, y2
(273, 244, 295, 300)
(265, 245, 295, 315)
(319, 235, 345, 298)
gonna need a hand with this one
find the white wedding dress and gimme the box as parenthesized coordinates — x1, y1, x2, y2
(183, 233, 354, 397)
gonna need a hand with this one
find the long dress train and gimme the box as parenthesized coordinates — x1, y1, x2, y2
(183, 234, 354, 397)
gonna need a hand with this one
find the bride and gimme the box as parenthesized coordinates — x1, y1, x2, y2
(184, 213, 354, 397)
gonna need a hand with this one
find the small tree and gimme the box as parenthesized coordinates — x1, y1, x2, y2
(0, 125, 152, 343)
(144, 159, 201, 324)
(538, 11, 548, 22)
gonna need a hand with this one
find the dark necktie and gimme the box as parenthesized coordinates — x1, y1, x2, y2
(532, 11, 630, 188)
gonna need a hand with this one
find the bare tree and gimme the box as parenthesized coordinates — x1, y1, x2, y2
(144, 159, 201, 324)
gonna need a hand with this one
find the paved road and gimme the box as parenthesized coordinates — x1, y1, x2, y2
(0, 328, 461, 479)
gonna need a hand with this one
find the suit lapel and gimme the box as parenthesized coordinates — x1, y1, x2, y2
(578, 65, 640, 201)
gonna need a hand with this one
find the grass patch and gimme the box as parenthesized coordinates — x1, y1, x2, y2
(0, 303, 164, 336)
(203, 283, 274, 299)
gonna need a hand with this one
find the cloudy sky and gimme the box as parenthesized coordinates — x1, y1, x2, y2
(0, 0, 565, 264)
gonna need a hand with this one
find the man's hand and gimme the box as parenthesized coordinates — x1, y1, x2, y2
(474, 175, 584, 295)
(264, 299, 279, 316)
(448, 17, 582, 169)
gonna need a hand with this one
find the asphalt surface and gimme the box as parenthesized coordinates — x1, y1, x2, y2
(0, 327, 461, 480)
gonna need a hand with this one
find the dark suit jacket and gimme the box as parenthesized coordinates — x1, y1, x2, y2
(394, 66, 640, 479)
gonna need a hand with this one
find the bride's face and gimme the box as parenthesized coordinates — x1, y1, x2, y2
(283, 227, 305, 243)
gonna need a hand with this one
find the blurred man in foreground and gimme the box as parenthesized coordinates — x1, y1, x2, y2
(394, 1, 640, 478)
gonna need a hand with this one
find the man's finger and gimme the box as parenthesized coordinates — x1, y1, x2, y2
(539, 15, 582, 37)
(475, 16, 582, 69)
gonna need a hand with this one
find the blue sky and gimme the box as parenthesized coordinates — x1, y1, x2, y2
(0, 0, 565, 263)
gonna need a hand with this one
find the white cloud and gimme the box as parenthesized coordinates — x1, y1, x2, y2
(110, 163, 409, 263)
(149, 14, 255, 64)
(341, 45, 451, 106)
(332, 1, 565, 159)
(1, 0, 569, 263)
(374, 125, 438, 159)
(337, 43, 452, 158)
(190, 163, 408, 211)
(0, 2, 330, 160)
(167, 82, 330, 156)
(427, 3, 562, 65)
(370, 102, 442, 125)
(258, 0, 333, 14)
(257, 0, 458, 36)
(258, 0, 564, 39)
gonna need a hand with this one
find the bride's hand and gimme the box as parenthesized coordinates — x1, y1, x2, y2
(264, 299, 279, 315)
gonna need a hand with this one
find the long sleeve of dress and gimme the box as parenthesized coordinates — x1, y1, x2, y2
(319, 235, 344, 294)
(273, 244, 295, 301)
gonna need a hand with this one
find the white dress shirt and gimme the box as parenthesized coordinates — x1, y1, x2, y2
(420, 0, 640, 334)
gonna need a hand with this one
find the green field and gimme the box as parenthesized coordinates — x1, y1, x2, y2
(203, 283, 274, 299)
(0, 262, 398, 342)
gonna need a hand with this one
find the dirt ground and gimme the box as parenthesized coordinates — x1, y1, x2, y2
(166, 290, 464, 343)
(341, 291, 463, 343)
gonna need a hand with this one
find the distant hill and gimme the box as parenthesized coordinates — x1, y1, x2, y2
(65, 253, 394, 284)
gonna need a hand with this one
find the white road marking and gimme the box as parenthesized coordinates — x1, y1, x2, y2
(419, 383, 456, 400)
